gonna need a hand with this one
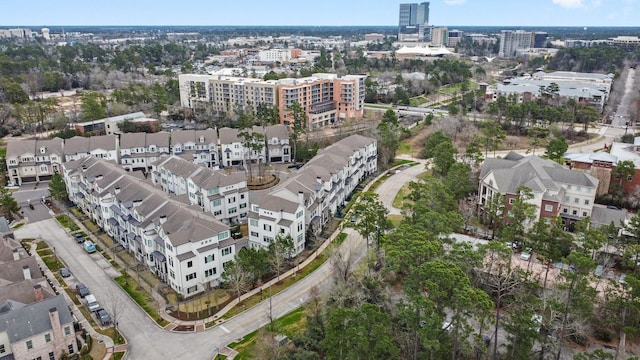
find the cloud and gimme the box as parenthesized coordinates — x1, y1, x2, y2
(444, 0, 467, 4)
(551, 0, 584, 8)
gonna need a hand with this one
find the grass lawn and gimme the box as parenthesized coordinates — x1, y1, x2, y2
(409, 96, 428, 107)
(364, 103, 392, 109)
(391, 170, 432, 209)
(55, 214, 79, 231)
(388, 214, 404, 227)
(397, 141, 412, 155)
(11, 222, 24, 229)
(88, 336, 106, 360)
(115, 275, 169, 326)
(83, 220, 99, 232)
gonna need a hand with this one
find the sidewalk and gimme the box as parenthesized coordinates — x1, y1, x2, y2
(28, 242, 116, 355)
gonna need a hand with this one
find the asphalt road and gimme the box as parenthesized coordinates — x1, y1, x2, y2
(376, 161, 429, 216)
(15, 214, 367, 359)
(611, 67, 636, 128)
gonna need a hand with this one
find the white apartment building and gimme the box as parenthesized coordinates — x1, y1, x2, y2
(6, 138, 63, 186)
(248, 134, 377, 255)
(151, 156, 249, 225)
(63, 135, 119, 163)
(258, 49, 291, 63)
(219, 127, 267, 167)
(170, 128, 219, 168)
(119, 132, 170, 172)
(264, 124, 291, 163)
(63, 156, 237, 297)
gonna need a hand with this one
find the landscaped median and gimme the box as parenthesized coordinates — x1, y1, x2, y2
(114, 273, 169, 327)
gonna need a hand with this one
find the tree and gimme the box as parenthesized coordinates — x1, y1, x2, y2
(376, 110, 401, 167)
(545, 136, 568, 164)
(0, 188, 20, 222)
(323, 304, 398, 360)
(236, 247, 269, 286)
(432, 139, 457, 176)
(445, 163, 474, 200)
(612, 160, 635, 191)
(353, 191, 392, 255)
(422, 130, 450, 159)
(576, 106, 599, 131)
(221, 260, 251, 303)
(482, 193, 506, 239)
(80, 91, 107, 121)
(478, 121, 506, 157)
(288, 102, 307, 162)
(268, 234, 294, 281)
(49, 173, 68, 201)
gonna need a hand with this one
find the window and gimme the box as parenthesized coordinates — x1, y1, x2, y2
(240, 194, 245, 199)
(204, 254, 214, 263)
(187, 261, 193, 268)
(228, 196, 236, 204)
(27, 340, 33, 349)
(264, 224, 272, 231)
(628, 175, 633, 181)
(544, 204, 553, 212)
(583, 212, 588, 217)
(214, 210, 222, 216)
(584, 199, 590, 205)
(229, 207, 237, 214)
(64, 326, 71, 336)
(205, 268, 217, 277)
(250, 219, 258, 227)
(509, 198, 515, 205)
(45, 333, 51, 342)
(240, 203, 247, 209)
(185, 272, 197, 281)
(297, 222, 303, 232)
(574, 198, 579, 203)
(572, 210, 578, 215)
(0, 344, 5, 354)
(170, 270, 175, 279)
(577, 186, 582, 191)
(567, 185, 572, 189)
(563, 208, 568, 213)
(296, 211, 303, 219)
(213, 199, 221, 207)
(49, 352, 54, 360)
(68, 344, 74, 354)
(250, 231, 259, 237)
(564, 196, 570, 202)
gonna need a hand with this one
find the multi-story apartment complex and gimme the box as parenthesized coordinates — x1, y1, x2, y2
(151, 156, 249, 225)
(0, 295, 77, 360)
(120, 132, 170, 172)
(264, 124, 291, 163)
(398, 2, 430, 42)
(63, 135, 119, 163)
(63, 156, 237, 297)
(478, 153, 599, 228)
(6, 138, 63, 186)
(170, 128, 219, 168)
(178, 73, 366, 130)
(248, 134, 377, 256)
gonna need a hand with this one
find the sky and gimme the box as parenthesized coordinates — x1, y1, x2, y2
(0, 0, 638, 27)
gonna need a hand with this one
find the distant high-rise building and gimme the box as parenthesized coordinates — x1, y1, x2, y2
(499, 30, 533, 58)
(41, 28, 50, 41)
(447, 29, 464, 47)
(430, 27, 448, 47)
(533, 32, 548, 48)
(398, 2, 430, 42)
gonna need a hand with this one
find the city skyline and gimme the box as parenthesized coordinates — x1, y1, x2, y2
(0, 0, 638, 27)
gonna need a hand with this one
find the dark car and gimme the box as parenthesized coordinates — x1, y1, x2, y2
(74, 233, 85, 244)
(59, 268, 71, 278)
(75, 283, 89, 298)
(96, 309, 111, 326)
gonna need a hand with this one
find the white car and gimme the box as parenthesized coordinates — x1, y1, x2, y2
(520, 249, 532, 261)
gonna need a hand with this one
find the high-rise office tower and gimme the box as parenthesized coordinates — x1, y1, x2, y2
(499, 30, 534, 58)
(398, 2, 430, 42)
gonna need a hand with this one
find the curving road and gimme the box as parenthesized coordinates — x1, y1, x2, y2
(16, 213, 375, 359)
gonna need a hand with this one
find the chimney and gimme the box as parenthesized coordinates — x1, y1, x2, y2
(12, 249, 20, 261)
(159, 215, 167, 224)
(48, 307, 64, 340)
(34, 285, 44, 302)
(298, 191, 304, 205)
(114, 186, 121, 194)
(317, 176, 322, 184)
(23, 265, 31, 280)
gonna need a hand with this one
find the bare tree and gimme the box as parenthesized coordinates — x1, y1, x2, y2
(105, 291, 126, 335)
(222, 261, 251, 304)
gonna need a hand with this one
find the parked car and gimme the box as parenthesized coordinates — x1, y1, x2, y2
(350, 215, 358, 223)
(594, 265, 604, 277)
(96, 309, 111, 326)
(83, 241, 97, 253)
(520, 248, 532, 261)
(59, 268, 71, 278)
(85, 294, 100, 312)
(75, 283, 89, 298)
(74, 233, 85, 244)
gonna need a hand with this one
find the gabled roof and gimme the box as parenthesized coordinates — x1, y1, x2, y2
(6, 140, 36, 158)
(0, 295, 73, 342)
(219, 127, 241, 144)
(264, 124, 289, 139)
(481, 155, 598, 194)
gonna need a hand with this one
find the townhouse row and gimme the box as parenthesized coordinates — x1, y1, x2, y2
(59, 133, 376, 297)
(6, 124, 290, 186)
(179, 72, 366, 131)
(63, 156, 240, 297)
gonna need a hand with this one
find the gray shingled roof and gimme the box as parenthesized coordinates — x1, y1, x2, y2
(0, 295, 72, 342)
(219, 127, 240, 144)
(6, 140, 36, 159)
(591, 206, 627, 228)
